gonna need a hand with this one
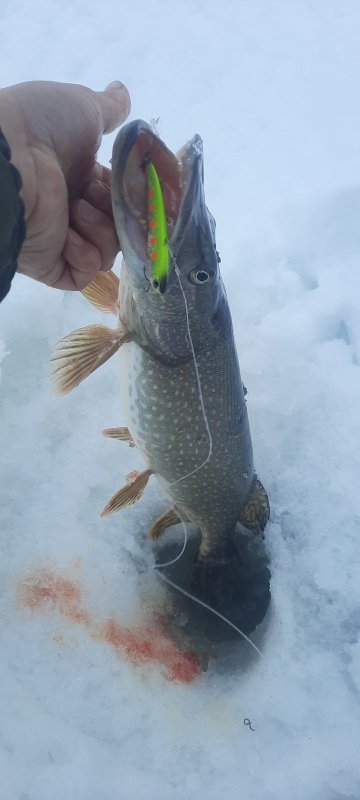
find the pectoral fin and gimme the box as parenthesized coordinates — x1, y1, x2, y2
(239, 478, 270, 535)
(149, 507, 182, 540)
(81, 270, 119, 314)
(102, 427, 135, 447)
(101, 468, 153, 516)
(51, 324, 131, 395)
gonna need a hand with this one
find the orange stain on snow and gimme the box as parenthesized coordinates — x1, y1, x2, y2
(19, 569, 200, 684)
(101, 618, 200, 684)
(21, 571, 90, 626)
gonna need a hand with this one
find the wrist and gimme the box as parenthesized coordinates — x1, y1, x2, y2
(0, 88, 36, 221)
(0, 123, 26, 300)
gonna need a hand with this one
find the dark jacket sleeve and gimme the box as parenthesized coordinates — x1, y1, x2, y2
(0, 129, 26, 302)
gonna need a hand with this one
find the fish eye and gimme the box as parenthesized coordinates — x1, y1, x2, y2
(189, 268, 210, 285)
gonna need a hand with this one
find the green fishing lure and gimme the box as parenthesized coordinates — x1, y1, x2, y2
(146, 162, 169, 293)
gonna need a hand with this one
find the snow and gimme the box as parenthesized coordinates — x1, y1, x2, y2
(1, 1, 360, 797)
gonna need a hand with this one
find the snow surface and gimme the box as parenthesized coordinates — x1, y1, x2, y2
(1, 1, 360, 798)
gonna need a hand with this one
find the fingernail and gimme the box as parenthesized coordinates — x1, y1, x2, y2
(105, 80, 131, 116)
(106, 80, 125, 91)
(78, 199, 99, 223)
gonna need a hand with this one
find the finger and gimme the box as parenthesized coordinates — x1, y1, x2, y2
(95, 81, 131, 134)
(70, 199, 119, 270)
(58, 228, 102, 290)
(49, 260, 101, 291)
(83, 177, 113, 218)
(88, 163, 112, 187)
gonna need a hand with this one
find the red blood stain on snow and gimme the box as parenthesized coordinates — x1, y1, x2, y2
(19, 569, 200, 684)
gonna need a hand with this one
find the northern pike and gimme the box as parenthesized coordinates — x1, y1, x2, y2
(51, 121, 270, 631)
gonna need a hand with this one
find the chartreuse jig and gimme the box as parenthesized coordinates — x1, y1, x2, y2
(145, 162, 169, 293)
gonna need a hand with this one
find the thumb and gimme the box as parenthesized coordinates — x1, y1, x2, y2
(96, 81, 131, 134)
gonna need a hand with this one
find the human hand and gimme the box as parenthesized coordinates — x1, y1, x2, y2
(0, 80, 130, 290)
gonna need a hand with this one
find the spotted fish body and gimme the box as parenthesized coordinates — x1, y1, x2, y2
(111, 121, 268, 563)
(120, 280, 253, 559)
(51, 120, 269, 616)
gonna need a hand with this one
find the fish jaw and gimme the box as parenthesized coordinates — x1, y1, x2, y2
(111, 120, 224, 363)
(111, 120, 181, 287)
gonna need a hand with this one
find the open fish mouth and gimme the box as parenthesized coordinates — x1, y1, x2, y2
(111, 120, 205, 279)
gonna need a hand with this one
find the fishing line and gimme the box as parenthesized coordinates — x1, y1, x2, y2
(156, 570, 264, 659)
(154, 520, 188, 569)
(166, 253, 213, 490)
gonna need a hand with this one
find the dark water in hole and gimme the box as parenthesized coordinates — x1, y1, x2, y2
(154, 523, 271, 664)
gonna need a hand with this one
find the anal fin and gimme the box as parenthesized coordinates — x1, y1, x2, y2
(239, 478, 270, 535)
(81, 270, 119, 314)
(149, 507, 182, 540)
(51, 324, 131, 395)
(102, 426, 135, 447)
(101, 468, 153, 516)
